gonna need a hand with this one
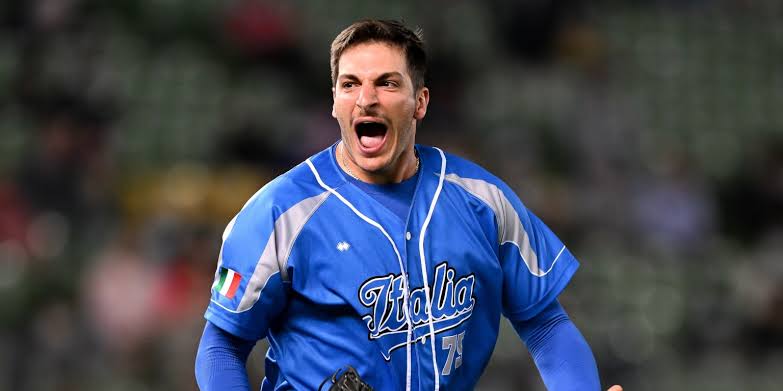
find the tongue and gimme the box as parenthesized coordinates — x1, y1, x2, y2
(359, 134, 384, 149)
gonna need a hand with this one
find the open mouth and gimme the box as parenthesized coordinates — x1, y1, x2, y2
(355, 121, 388, 151)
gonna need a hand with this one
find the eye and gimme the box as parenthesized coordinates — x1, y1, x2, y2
(381, 80, 399, 88)
(341, 81, 356, 89)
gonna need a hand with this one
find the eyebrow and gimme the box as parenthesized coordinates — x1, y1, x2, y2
(338, 72, 405, 81)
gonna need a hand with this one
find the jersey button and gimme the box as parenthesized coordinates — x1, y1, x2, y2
(406, 232, 412, 240)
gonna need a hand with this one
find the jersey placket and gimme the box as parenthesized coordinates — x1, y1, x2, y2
(401, 225, 422, 390)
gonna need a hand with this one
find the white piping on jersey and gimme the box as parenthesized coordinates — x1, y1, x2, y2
(419, 147, 446, 391)
(305, 158, 414, 391)
(551, 245, 567, 270)
(443, 173, 563, 277)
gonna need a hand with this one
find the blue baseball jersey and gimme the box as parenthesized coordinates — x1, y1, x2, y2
(205, 144, 579, 391)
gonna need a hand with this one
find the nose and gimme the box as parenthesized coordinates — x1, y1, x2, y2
(355, 83, 378, 111)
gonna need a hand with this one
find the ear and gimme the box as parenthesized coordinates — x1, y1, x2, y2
(331, 86, 337, 119)
(413, 87, 429, 121)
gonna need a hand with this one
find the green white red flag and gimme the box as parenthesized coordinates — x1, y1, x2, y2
(214, 267, 242, 299)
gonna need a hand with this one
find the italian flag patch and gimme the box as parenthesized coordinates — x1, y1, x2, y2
(214, 267, 242, 299)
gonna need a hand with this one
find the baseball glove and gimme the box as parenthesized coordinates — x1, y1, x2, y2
(319, 366, 373, 391)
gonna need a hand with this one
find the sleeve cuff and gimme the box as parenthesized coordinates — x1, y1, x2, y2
(205, 306, 265, 341)
(505, 256, 579, 321)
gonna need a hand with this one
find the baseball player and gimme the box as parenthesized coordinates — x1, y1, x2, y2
(196, 19, 622, 391)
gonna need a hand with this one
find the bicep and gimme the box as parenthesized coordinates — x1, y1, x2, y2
(195, 321, 256, 391)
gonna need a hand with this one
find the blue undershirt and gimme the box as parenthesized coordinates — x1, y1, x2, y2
(195, 322, 255, 390)
(342, 160, 420, 223)
(512, 301, 600, 390)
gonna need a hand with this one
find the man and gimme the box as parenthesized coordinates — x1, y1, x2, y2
(196, 19, 622, 391)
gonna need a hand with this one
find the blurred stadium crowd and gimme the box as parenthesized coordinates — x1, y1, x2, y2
(1, 0, 782, 390)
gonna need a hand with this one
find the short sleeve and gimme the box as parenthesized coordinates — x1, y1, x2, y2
(442, 168, 580, 323)
(498, 192, 579, 321)
(204, 190, 291, 341)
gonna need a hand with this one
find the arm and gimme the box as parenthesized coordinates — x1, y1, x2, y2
(195, 320, 257, 391)
(511, 300, 600, 391)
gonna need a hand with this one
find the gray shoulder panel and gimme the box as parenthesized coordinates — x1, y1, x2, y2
(443, 173, 545, 276)
(236, 190, 330, 311)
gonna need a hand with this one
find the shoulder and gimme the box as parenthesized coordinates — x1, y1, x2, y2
(422, 146, 518, 201)
(242, 165, 324, 215)
(444, 151, 501, 183)
(422, 146, 533, 225)
(226, 148, 333, 237)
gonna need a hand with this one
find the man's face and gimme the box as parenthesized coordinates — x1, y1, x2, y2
(332, 42, 429, 183)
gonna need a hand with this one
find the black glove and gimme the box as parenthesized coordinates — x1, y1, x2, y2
(319, 366, 373, 391)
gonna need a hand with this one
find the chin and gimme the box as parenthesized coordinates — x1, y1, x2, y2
(356, 156, 392, 173)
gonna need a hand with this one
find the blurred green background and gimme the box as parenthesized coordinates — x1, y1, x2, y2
(1, 0, 782, 390)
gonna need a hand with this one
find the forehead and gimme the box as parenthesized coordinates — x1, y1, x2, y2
(338, 42, 409, 78)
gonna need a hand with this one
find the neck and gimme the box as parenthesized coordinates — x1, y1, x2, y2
(339, 142, 418, 185)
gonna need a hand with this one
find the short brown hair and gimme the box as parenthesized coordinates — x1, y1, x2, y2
(330, 19, 427, 92)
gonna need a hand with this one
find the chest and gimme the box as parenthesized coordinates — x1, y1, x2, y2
(289, 194, 502, 318)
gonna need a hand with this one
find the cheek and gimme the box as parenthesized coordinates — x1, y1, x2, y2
(333, 101, 347, 117)
(333, 101, 353, 125)
(334, 95, 355, 113)
(389, 98, 417, 121)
